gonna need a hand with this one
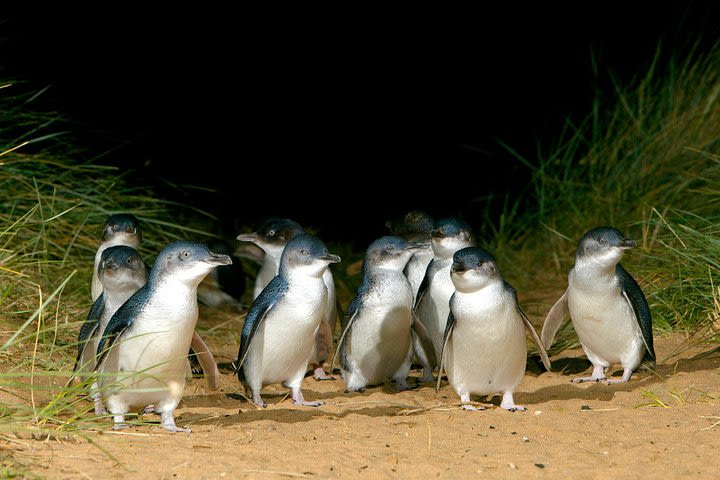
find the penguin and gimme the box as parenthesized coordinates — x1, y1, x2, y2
(95, 241, 231, 432)
(438, 247, 551, 411)
(237, 218, 340, 380)
(91, 213, 141, 302)
(334, 236, 436, 392)
(75, 245, 147, 415)
(235, 234, 340, 408)
(89, 213, 221, 389)
(385, 210, 435, 302)
(540, 226, 655, 383)
(414, 217, 475, 369)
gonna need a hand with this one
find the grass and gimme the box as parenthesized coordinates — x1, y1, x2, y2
(492, 42, 720, 351)
(0, 82, 226, 466)
(0, 38, 719, 476)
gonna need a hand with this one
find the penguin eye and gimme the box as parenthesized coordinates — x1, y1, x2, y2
(385, 245, 394, 252)
(267, 229, 276, 237)
(301, 249, 309, 255)
(180, 250, 192, 260)
(598, 237, 606, 244)
(477, 260, 483, 267)
(112, 225, 120, 231)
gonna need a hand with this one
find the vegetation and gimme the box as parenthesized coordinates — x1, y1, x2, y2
(0, 41, 718, 467)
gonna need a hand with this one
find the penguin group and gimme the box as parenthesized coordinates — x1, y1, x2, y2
(73, 211, 655, 432)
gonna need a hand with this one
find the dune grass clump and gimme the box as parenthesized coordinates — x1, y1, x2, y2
(503, 43, 720, 340)
(0, 83, 212, 438)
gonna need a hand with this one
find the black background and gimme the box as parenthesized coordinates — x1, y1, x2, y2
(3, 5, 719, 247)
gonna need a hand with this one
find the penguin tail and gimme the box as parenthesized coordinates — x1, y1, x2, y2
(639, 351, 656, 371)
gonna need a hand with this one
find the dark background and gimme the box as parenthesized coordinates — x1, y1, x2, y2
(3, 5, 719, 247)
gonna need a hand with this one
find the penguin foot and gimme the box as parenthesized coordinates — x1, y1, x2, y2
(94, 401, 108, 416)
(112, 423, 131, 430)
(312, 366, 335, 381)
(344, 387, 365, 394)
(291, 387, 323, 406)
(500, 392, 526, 412)
(571, 376, 606, 383)
(142, 405, 155, 414)
(161, 411, 191, 433)
(461, 404, 486, 411)
(604, 369, 633, 384)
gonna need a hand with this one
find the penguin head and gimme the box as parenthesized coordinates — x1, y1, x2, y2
(363, 236, 429, 273)
(151, 241, 233, 286)
(102, 213, 142, 247)
(236, 218, 305, 256)
(279, 234, 340, 278)
(430, 217, 474, 257)
(576, 226, 636, 265)
(98, 245, 148, 291)
(450, 246, 500, 292)
(385, 210, 434, 243)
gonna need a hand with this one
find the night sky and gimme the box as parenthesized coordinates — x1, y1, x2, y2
(3, 5, 719, 247)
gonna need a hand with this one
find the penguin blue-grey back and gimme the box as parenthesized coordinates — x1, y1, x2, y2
(237, 218, 340, 381)
(438, 247, 550, 411)
(91, 214, 142, 301)
(335, 236, 435, 392)
(414, 217, 474, 371)
(95, 241, 231, 432)
(540, 226, 655, 383)
(235, 234, 340, 407)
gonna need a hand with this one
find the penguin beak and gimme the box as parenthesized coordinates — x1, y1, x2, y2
(451, 262, 468, 274)
(236, 232, 259, 243)
(320, 253, 341, 264)
(205, 253, 232, 266)
(405, 241, 429, 252)
(430, 228, 445, 239)
(619, 238, 637, 249)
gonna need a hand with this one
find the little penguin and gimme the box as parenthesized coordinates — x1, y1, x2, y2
(75, 245, 147, 415)
(235, 234, 340, 407)
(237, 218, 340, 380)
(414, 217, 475, 368)
(334, 236, 436, 392)
(438, 247, 551, 411)
(385, 210, 435, 303)
(540, 226, 655, 383)
(91, 214, 141, 301)
(90, 213, 221, 389)
(95, 241, 231, 432)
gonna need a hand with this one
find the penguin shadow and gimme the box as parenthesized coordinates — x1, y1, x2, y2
(520, 356, 683, 405)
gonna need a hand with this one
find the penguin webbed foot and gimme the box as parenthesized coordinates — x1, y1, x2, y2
(461, 404, 486, 411)
(251, 393, 268, 408)
(161, 411, 191, 433)
(312, 366, 335, 381)
(291, 387, 324, 407)
(344, 387, 365, 394)
(572, 365, 607, 383)
(604, 369, 633, 384)
(500, 392, 527, 412)
(112, 423, 131, 430)
(142, 404, 155, 414)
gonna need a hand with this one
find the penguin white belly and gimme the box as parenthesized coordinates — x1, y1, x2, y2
(253, 286, 327, 385)
(347, 305, 412, 384)
(446, 292, 526, 397)
(418, 264, 454, 358)
(567, 281, 644, 369)
(101, 294, 198, 412)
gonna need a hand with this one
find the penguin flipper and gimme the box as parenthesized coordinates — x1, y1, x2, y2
(436, 303, 457, 392)
(617, 264, 656, 365)
(73, 295, 105, 373)
(190, 331, 221, 391)
(410, 312, 437, 371)
(413, 260, 434, 310)
(236, 277, 288, 374)
(540, 289, 569, 350)
(331, 296, 360, 373)
(518, 306, 552, 372)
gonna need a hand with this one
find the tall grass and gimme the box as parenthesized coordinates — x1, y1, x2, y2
(502, 43, 720, 344)
(0, 82, 216, 444)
